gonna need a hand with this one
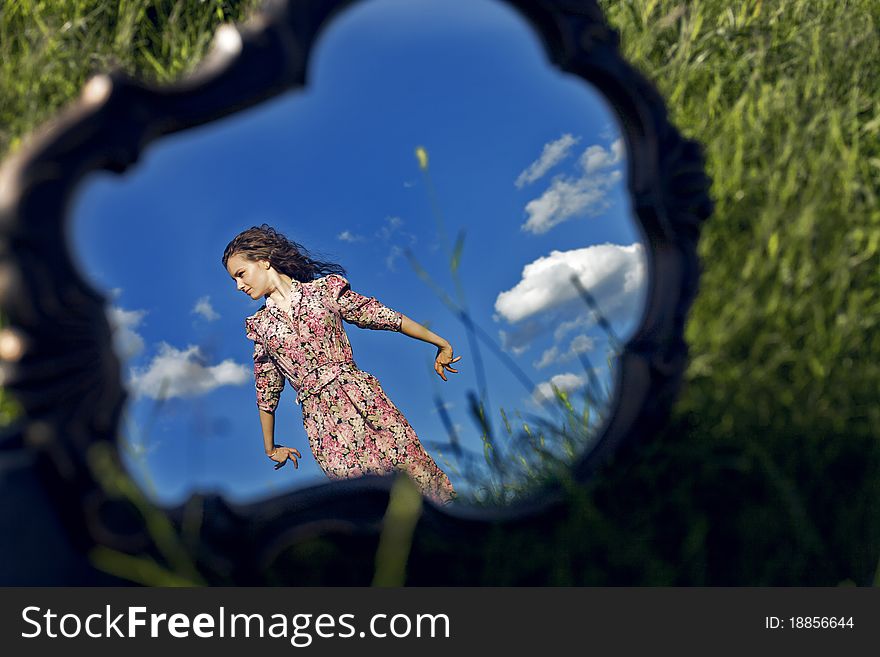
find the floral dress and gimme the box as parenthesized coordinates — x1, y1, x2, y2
(244, 274, 456, 505)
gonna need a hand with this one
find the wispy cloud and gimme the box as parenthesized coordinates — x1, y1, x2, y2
(124, 438, 160, 459)
(377, 216, 404, 241)
(580, 138, 625, 174)
(553, 315, 594, 343)
(521, 170, 621, 235)
(521, 138, 624, 235)
(532, 372, 587, 406)
(385, 245, 403, 272)
(498, 318, 545, 356)
(192, 296, 220, 321)
(598, 122, 617, 141)
(515, 133, 579, 188)
(431, 401, 455, 414)
(533, 334, 595, 369)
(106, 305, 148, 360)
(338, 230, 364, 242)
(374, 216, 417, 271)
(533, 346, 561, 370)
(128, 342, 250, 400)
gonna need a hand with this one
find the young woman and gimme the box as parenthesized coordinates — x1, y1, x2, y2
(223, 224, 459, 505)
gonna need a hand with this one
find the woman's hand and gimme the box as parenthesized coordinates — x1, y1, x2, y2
(268, 445, 302, 470)
(435, 344, 462, 381)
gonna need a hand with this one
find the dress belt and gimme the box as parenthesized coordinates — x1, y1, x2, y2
(295, 360, 358, 405)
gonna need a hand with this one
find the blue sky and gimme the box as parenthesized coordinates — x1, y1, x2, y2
(70, 0, 646, 506)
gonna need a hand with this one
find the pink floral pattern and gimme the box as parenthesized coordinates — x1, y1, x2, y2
(245, 274, 455, 505)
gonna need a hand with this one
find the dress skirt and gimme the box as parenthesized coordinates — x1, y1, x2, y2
(301, 364, 456, 506)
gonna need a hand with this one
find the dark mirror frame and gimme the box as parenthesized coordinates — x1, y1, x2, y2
(0, 0, 712, 585)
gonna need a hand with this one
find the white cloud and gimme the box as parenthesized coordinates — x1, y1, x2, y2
(128, 342, 250, 400)
(553, 315, 593, 343)
(515, 133, 579, 188)
(580, 138, 624, 174)
(598, 123, 617, 141)
(124, 438, 159, 459)
(494, 243, 645, 326)
(374, 216, 416, 269)
(534, 333, 595, 369)
(497, 318, 545, 356)
(192, 296, 220, 321)
(521, 138, 625, 235)
(569, 334, 594, 354)
(521, 170, 622, 235)
(533, 345, 560, 369)
(498, 331, 529, 356)
(338, 230, 364, 242)
(532, 372, 587, 406)
(385, 245, 403, 272)
(106, 306, 147, 360)
(377, 216, 404, 241)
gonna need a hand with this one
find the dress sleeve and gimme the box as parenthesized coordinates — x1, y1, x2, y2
(245, 317, 285, 413)
(324, 274, 403, 332)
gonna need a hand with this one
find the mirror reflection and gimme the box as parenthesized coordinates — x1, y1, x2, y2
(69, 0, 647, 508)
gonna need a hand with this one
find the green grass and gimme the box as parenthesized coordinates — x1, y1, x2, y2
(0, 0, 260, 155)
(1, 0, 879, 584)
(585, 0, 880, 584)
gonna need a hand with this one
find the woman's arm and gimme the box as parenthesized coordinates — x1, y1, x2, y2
(259, 408, 302, 469)
(399, 314, 449, 349)
(259, 408, 276, 455)
(399, 315, 461, 381)
(323, 276, 461, 380)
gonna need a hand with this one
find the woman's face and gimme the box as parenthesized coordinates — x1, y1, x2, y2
(226, 253, 270, 299)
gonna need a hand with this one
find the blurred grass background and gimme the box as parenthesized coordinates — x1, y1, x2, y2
(1, 0, 878, 584)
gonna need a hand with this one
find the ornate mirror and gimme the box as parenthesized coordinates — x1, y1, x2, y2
(0, 0, 711, 584)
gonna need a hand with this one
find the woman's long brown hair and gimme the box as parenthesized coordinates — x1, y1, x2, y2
(222, 224, 346, 282)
